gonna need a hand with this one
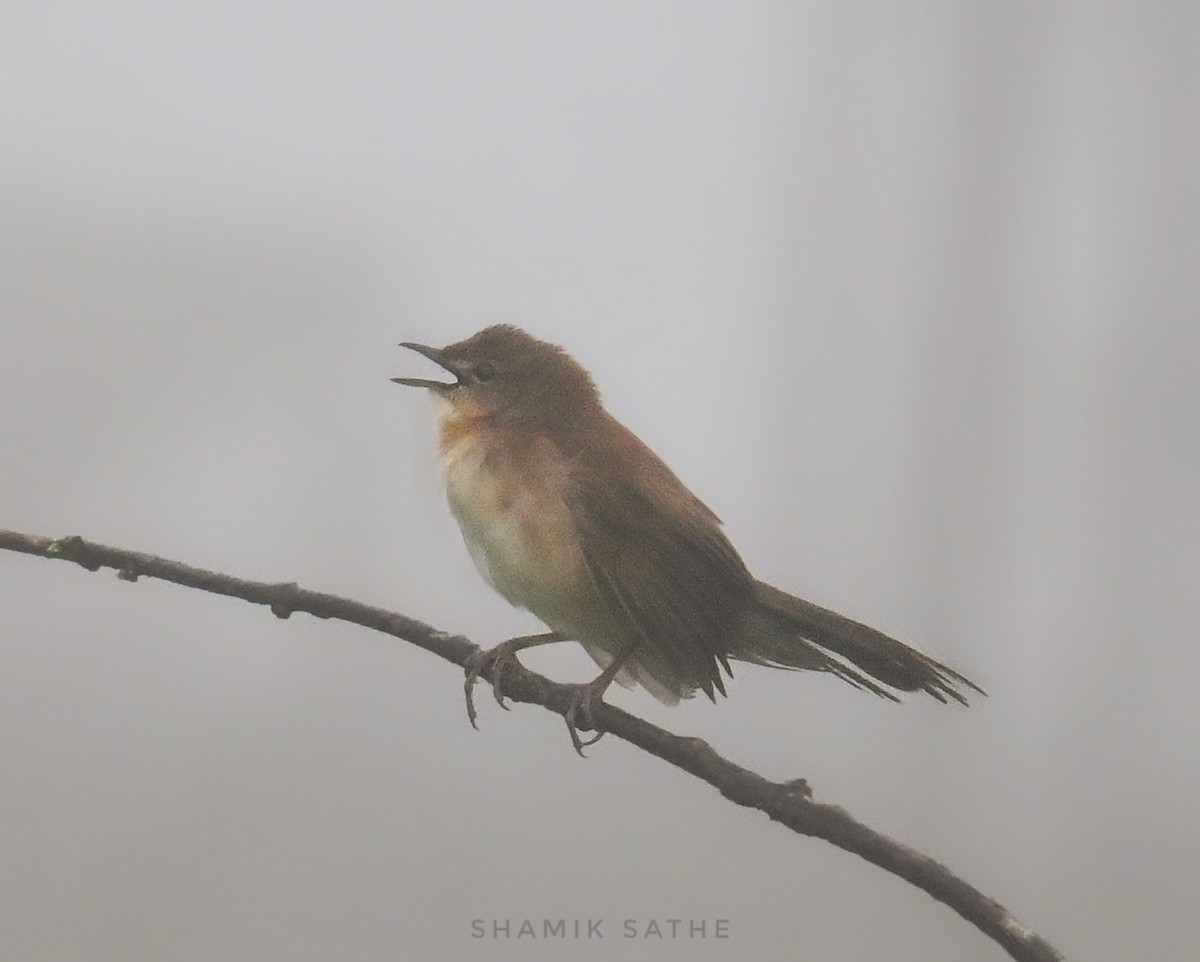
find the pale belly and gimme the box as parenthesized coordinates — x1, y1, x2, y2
(440, 433, 586, 638)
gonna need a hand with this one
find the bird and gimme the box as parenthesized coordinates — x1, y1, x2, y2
(392, 324, 983, 752)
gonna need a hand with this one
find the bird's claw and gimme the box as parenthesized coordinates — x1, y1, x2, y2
(463, 633, 619, 756)
(563, 683, 608, 756)
(463, 642, 525, 729)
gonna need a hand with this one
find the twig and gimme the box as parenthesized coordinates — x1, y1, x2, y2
(0, 528, 1063, 962)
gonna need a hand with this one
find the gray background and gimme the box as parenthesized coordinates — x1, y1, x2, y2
(2, 3, 1197, 960)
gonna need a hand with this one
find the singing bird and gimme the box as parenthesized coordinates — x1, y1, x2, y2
(393, 325, 982, 751)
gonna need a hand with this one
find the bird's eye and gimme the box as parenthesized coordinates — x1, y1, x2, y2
(473, 361, 497, 382)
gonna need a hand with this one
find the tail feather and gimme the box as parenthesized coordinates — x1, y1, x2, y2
(736, 580, 985, 705)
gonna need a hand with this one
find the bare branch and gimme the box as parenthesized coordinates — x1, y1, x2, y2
(0, 528, 1063, 962)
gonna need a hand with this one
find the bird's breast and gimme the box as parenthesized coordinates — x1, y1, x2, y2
(437, 418, 586, 631)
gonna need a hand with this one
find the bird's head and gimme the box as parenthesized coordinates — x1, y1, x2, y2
(392, 324, 600, 427)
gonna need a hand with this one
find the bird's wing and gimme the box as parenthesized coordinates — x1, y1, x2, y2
(565, 415, 753, 700)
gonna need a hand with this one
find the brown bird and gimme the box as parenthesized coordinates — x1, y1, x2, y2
(393, 325, 982, 751)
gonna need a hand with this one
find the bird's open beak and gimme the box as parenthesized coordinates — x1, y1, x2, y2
(391, 342, 461, 392)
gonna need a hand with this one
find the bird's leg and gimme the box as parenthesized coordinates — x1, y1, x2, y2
(563, 646, 635, 756)
(464, 631, 565, 729)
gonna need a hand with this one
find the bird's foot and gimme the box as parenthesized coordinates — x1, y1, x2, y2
(463, 632, 562, 729)
(562, 677, 614, 757)
(560, 647, 635, 756)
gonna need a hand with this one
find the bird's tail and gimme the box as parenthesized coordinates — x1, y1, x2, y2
(734, 580, 985, 705)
